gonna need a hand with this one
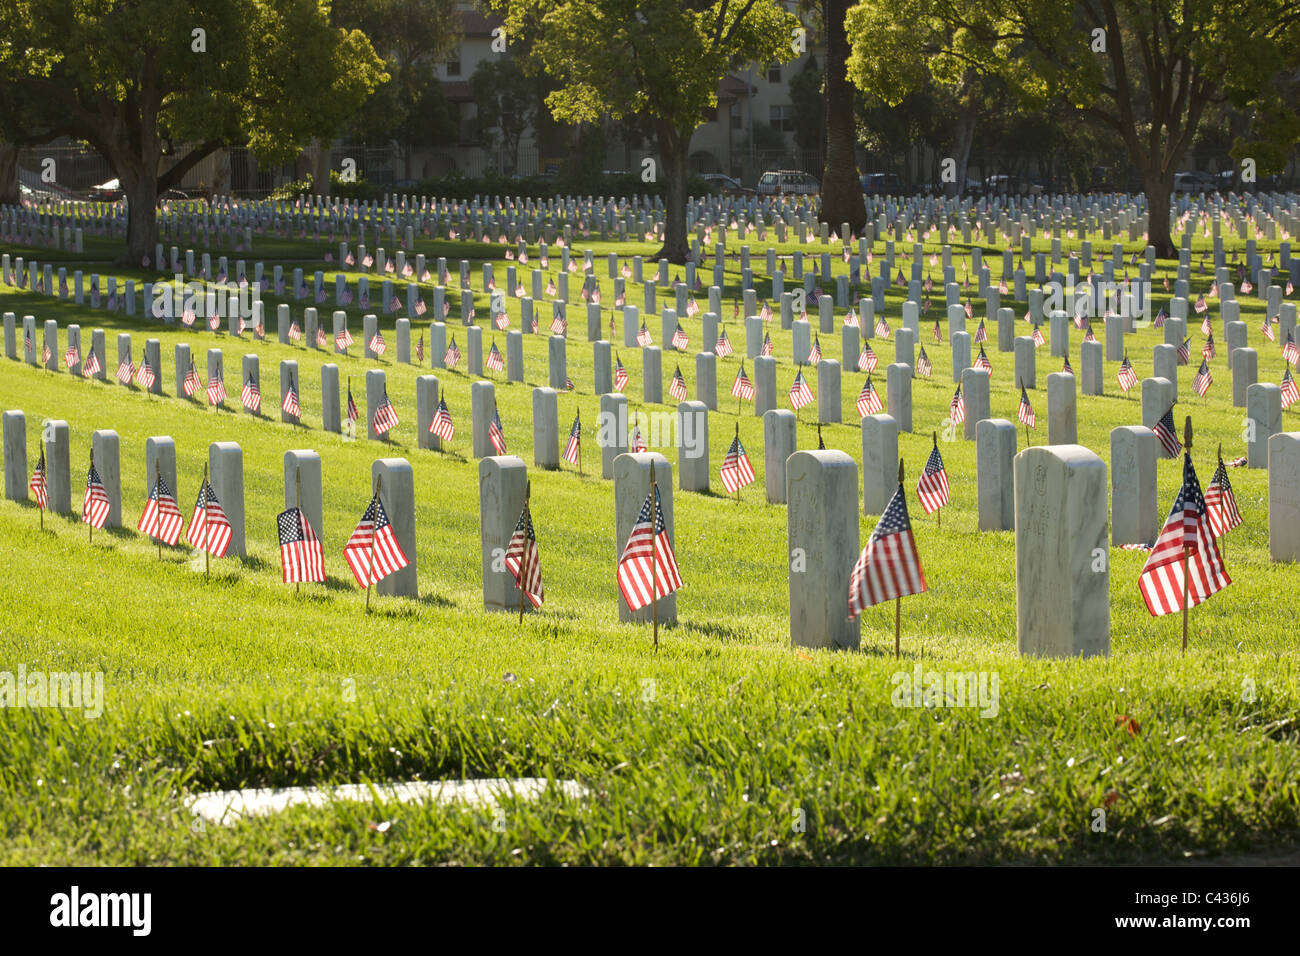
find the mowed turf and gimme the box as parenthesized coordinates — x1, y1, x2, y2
(0, 221, 1297, 865)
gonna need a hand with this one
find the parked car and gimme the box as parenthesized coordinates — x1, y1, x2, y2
(756, 169, 820, 196)
(1173, 171, 1220, 194)
(861, 172, 903, 196)
(87, 178, 123, 202)
(700, 173, 754, 197)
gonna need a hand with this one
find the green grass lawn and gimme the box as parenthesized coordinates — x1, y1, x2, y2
(0, 220, 1297, 865)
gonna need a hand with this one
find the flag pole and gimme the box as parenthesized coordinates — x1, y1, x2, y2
(1216, 442, 1225, 559)
(203, 463, 210, 577)
(519, 480, 531, 626)
(1182, 417, 1193, 656)
(365, 475, 382, 614)
(896, 457, 904, 659)
(734, 422, 741, 503)
(577, 409, 583, 476)
(87, 449, 94, 544)
(650, 460, 659, 654)
(931, 432, 941, 529)
(154, 461, 162, 560)
(295, 468, 302, 595)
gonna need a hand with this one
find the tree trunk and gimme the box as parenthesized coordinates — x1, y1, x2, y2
(119, 161, 160, 267)
(655, 121, 690, 264)
(951, 94, 976, 198)
(312, 139, 331, 195)
(1145, 167, 1175, 257)
(0, 145, 19, 206)
(819, 0, 865, 233)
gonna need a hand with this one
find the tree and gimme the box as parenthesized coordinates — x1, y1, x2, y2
(331, 0, 459, 184)
(788, 55, 824, 153)
(472, 57, 538, 174)
(846, 0, 1300, 256)
(490, 0, 800, 263)
(0, 0, 386, 264)
(819, 0, 864, 234)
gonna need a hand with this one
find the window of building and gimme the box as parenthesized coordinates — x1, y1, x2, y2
(447, 47, 462, 76)
(730, 105, 742, 130)
(767, 62, 781, 83)
(769, 104, 793, 132)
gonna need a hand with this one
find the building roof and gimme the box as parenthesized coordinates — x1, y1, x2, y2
(718, 75, 756, 100)
(458, 10, 504, 37)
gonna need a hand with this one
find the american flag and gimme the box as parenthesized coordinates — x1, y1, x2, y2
(761, 332, 775, 356)
(1032, 325, 1045, 348)
(1204, 456, 1243, 538)
(669, 365, 688, 401)
(241, 375, 261, 413)
(1153, 405, 1182, 458)
(848, 483, 927, 618)
(858, 342, 878, 373)
(346, 385, 359, 428)
(1282, 367, 1299, 408)
(932, 320, 942, 344)
(974, 346, 993, 375)
(29, 447, 47, 508)
(1201, 313, 1213, 336)
(529, 313, 538, 333)
(277, 507, 325, 583)
(486, 341, 504, 372)
(788, 369, 814, 410)
(1154, 308, 1168, 329)
(1202, 333, 1218, 361)
(1262, 318, 1276, 343)
(1284, 332, 1299, 366)
(343, 493, 409, 588)
(82, 349, 101, 379)
(207, 312, 219, 331)
(82, 462, 110, 529)
(117, 358, 134, 384)
(504, 498, 545, 608)
(335, 328, 354, 350)
(1063, 355, 1074, 374)
(672, 324, 689, 351)
(444, 336, 461, 368)
(551, 311, 567, 335)
(282, 374, 301, 417)
(916, 347, 932, 378)
(414, 334, 425, 364)
(732, 363, 755, 401)
(139, 474, 184, 545)
(614, 356, 629, 391)
(314, 325, 326, 349)
(563, 412, 581, 464)
(488, 405, 508, 454)
(135, 358, 156, 391)
(430, 397, 455, 441)
(1192, 360, 1213, 397)
(40, 342, 51, 365)
(1018, 386, 1036, 428)
(875, 315, 891, 338)
(1117, 355, 1138, 392)
(63, 344, 80, 370)
(949, 385, 966, 424)
(637, 323, 652, 346)
(719, 432, 755, 493)
(1177, 338, 1191, 365)
(1138, 453, 1230, 617)
(493, 309, 509, 330)
(370, 331, 387, 356)
(857, 376, 883, 417)
(182, 363, 200, 397)
(182, 307, 196, 327)
(372, 391, 399, 434)
(187, 479, 232, 556)
(616, 483, 682, 612)
(843, 307, 858, 328)
(916, 443, 950, 514)
(807, 336, 821, 365)
(715, 329, 733, 358)
(973, 319, 987, 344)
(1083, 323, 1098, 344)
(565, 375, 575, 391)
(1194, 294, 1207, 313)
(206, 370, 226, 406)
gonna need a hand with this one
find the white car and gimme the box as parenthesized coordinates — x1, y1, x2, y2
(756, 170, 819, 196)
